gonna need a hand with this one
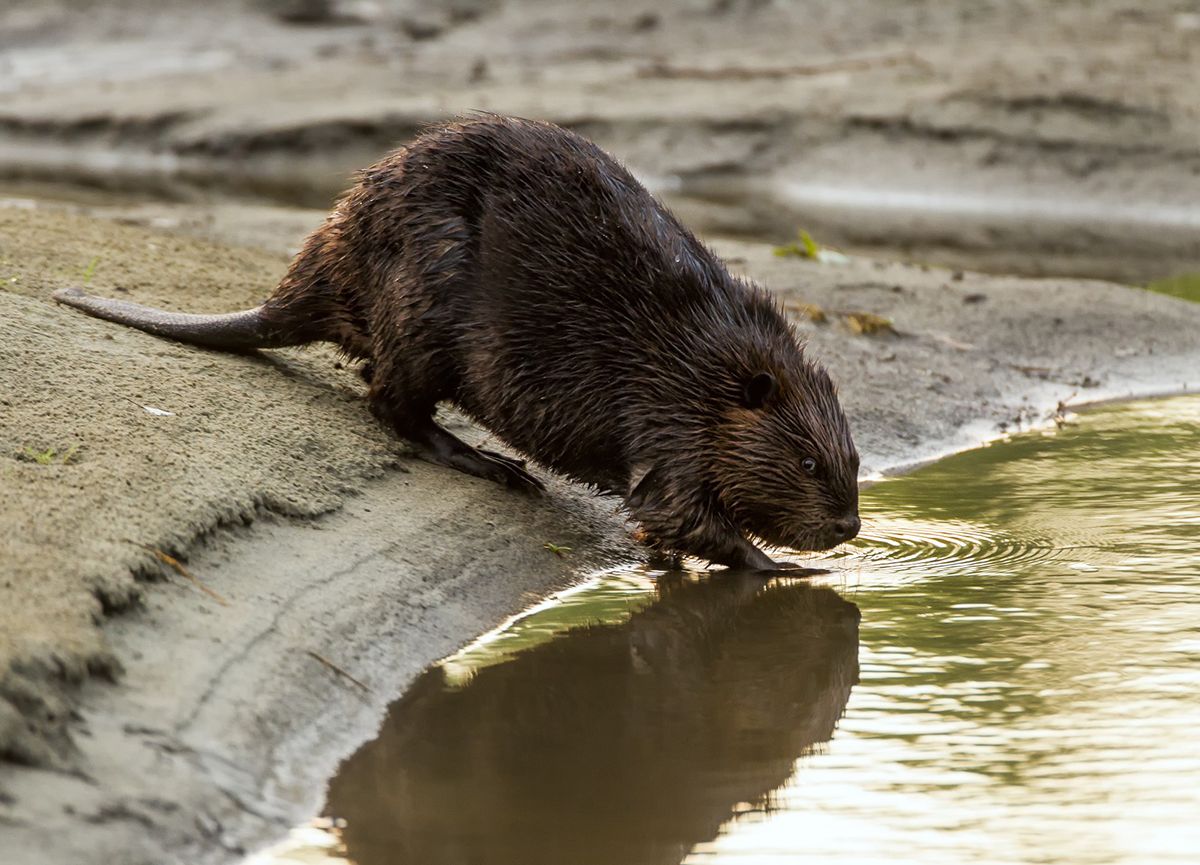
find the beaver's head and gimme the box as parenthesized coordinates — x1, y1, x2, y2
(713, 349, 860, 553)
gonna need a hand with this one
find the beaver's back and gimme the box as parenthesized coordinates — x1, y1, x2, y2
(341, 115, 795, 489)
(461, 118, 791, 487)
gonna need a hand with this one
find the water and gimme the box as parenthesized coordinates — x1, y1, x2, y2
(251, 395, 1200, 865)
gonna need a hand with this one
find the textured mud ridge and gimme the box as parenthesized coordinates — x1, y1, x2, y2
(0, 206, 400, 767)
(5, 109, 1199, 284)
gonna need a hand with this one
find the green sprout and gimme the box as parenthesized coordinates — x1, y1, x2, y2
(773, 229, 822, 260)
(19, 444, 79, 465)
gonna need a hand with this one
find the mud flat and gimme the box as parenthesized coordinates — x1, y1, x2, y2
(3, 0, 1200, 283)
(1, 195, 1199, 863)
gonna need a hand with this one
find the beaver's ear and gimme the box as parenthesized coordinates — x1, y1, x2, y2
(743, 371, 778, 410)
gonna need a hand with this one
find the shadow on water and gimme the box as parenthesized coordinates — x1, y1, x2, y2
(324, 575, 860, 865)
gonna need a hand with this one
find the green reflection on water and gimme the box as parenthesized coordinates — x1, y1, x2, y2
(784, 395, 1200, 864)
(256, 395, 1200, 865)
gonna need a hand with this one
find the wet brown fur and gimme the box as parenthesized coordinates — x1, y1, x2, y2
(53, 114, 860, 570)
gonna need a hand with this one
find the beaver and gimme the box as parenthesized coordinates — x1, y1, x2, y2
(53, 114, 860, 571)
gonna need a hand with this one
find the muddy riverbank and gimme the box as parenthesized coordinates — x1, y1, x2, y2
(2, 195, 1199, 864)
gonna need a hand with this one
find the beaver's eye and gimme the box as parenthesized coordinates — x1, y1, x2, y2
(801, 457, 818, 475)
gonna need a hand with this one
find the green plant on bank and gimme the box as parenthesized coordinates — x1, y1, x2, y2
(1146, 272, 1200, 303)
(543, 542, 572, 558)
(19, 444, 80, 465)
(82, 256, 100, 284)
(773, 228, 822, 260)
(773, 229, 852, 265)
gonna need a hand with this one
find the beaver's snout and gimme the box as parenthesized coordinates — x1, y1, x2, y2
(829, 513, 861, 544)
(785, 512, 861, 552)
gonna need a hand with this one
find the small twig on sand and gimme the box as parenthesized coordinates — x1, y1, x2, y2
(1051, 392, 1079, 428)
(129, 541, 230, 606)
(306, 650, 371, 693)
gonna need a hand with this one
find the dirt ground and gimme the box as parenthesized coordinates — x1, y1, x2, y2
(1, 1, 1200, 863)
(3, 0, 1200, 281)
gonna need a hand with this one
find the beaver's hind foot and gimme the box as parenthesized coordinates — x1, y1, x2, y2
(412, 421, 544, 494)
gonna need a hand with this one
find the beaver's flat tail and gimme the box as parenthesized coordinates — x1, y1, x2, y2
(52, 287, 305, 353)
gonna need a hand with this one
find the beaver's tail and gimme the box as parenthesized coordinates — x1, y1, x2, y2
(52, 287, 313, 353)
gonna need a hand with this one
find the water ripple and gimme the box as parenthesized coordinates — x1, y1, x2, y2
(843, 518, 1072, 572)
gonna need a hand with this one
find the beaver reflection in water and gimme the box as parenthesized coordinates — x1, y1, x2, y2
(54, 114, 860, 570)
(326, 576, 861, 865)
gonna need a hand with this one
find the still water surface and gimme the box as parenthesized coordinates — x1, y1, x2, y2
(252, 395, 1200, 865)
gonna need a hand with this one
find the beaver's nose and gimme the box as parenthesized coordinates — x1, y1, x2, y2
(832, 514, 861, 542)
